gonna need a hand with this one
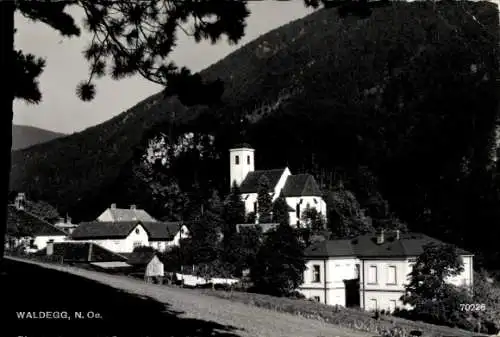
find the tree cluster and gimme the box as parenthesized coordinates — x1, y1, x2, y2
(399, 243, 500, 334)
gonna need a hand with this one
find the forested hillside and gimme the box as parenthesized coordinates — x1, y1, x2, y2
(10, 2, 500, 269)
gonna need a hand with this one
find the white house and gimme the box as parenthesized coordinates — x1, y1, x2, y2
(97, 204, 158, 222)
(6, 202, 68, 252)
(70, 220, 190, 253)
(229, 144, 327, 227)
(299, 230, 474, 313)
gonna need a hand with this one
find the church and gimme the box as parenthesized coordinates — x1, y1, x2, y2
(229, 144, 327, 226)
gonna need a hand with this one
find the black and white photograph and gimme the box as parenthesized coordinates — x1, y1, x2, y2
(2, 0, 500, 336)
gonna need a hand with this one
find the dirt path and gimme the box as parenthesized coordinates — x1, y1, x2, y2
(7, 257, 378, 337)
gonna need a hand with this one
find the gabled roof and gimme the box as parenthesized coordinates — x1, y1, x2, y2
(304, 240, 355, 258)
(103, 207, 157, 222)
(7, 205, 67, 237)
(281, 174, 322, 197)
(351, 232, 472, 257)
(239, 168, 286, 194)
(35, 242, 127, 262)
(127, 251, 159, 266)
(71, 221, 139, 240)
(147, 222, 187, 241)
(70, 221, 187, 241)
(304, 232, 472, 259)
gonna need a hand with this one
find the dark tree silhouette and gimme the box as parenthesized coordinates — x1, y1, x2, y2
(250, 224, 306, 296)
(222, 182, 246, 245)
(256, 175, 273, 223)
(2, 0, 349, 263)
(272, 195, 290, 226)
(1, 0, 252, 264)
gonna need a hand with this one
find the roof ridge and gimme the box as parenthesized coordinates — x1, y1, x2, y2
(16, 206, 67, 235)
(253, 168, 286, 173)
(91, 242, 128, 260)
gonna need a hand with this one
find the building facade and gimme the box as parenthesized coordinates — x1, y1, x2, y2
(300, 230, 474, 313)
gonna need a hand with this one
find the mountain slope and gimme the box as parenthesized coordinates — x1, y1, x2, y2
(11, 125, 65, 151)
(9, 1, 499, 267)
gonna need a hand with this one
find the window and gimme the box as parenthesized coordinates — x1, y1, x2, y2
(253, 202, 257, 213)
(368, 265, 378, 284)
(389, 300, 397, 313)
(312, 265, 321, 283)
(235, 155, 240, 165)
(355, 264, 360, 278)
(135, 228, 140, 234)
(133, 241, 142, 248)
(247, 155, 250, 164)
(387, 266, 397, 285)
(296, 204, 300, 218)
(408, 262, 415, 278)
(313, 296, 320, 302)
(369, 299, 378, 311)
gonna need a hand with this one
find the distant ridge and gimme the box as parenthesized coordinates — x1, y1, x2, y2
(11, 125, 66, 151)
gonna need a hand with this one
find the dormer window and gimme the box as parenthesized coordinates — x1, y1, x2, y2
(247, 155, 251, 164)
(235, 155, 240, 165)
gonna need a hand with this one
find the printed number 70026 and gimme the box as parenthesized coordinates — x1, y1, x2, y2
(459, 303, 486, 311)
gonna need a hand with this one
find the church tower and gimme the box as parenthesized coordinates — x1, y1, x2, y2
(229, 144, 255, 189)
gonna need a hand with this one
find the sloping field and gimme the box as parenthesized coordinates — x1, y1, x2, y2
(5, 257, 374, 337)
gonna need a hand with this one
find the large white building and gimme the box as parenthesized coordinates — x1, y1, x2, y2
(70, 220, 190, 253)
(229, 144, 327, 226)
(69, 204, 189, 253)
(299, 230, 474, 313)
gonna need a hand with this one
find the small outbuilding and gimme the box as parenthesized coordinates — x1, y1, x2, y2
(127, 250, 164, 284)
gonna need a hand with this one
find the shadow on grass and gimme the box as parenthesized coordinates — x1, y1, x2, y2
(2, 259, 243, 337)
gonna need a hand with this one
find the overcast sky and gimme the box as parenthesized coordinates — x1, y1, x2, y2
(13, 2, 315, 134)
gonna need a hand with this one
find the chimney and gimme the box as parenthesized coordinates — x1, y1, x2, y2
(376, 229, 385, 244)
(87, 243, 93, 262)
(110, 203, 116, 209)
(46, 240, 54, 256)
(15, 192, 26, 210)
(395, 229, 400, 240)
(130, 204, 136, 210)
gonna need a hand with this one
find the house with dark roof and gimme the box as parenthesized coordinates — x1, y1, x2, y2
(229, 144, 326, 227)
(126, 250, 164, 282)
(299, 229, 474, 314)
(6, 198, 68, 252)
(70, 220, 189, 253)
(97, 203, 158, 222)
(38, 241, 128, 264)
